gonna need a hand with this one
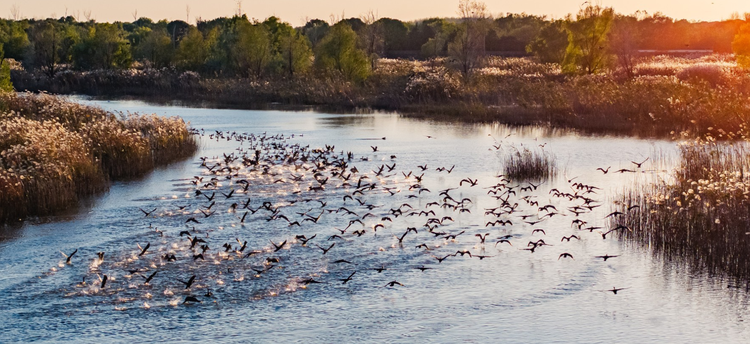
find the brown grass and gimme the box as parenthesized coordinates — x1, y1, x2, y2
(0, 92, 198, 223)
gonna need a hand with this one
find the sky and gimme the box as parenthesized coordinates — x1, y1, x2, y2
(5, 0, 750, 25)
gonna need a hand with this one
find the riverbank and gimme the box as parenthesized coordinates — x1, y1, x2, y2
(10, 56, 749, 138)
(0, 92, 198, 223)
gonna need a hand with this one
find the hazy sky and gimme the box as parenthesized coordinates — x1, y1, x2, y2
(6, 0, 750, 25)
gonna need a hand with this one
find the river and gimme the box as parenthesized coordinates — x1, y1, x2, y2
(1, 99, 748, 343)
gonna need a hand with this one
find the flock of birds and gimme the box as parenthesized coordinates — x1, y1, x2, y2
(48, 129, 654, 309)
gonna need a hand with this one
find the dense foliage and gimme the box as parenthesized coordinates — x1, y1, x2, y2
(1, 4, 748, 81)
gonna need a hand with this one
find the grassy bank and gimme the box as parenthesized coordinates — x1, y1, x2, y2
(0, 92, 197, 223)
(10, 55, 750, 138)
(616, 132, 750, 281)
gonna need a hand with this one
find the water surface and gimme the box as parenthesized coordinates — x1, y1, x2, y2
(1, 100, 748, 343)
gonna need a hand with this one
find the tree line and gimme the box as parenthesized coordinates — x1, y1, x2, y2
(1, 1, 749, 82)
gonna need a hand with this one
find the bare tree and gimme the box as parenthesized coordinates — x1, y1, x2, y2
(186, 5, 190, 23)
(448, 0, 491, 77)
(236, 1, 243, 16)
(84, 10, 93, 22)
(10, 4, 20, 20)
(132, 9, 138, 21)
(360, 10, 383, 69)
(609, 14, 642, 78)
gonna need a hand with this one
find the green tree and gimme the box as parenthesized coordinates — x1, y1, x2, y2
(73, 23, 132, 69)
(314, 22, 370, 82)
(563, 5, 615, 74)
(420, 19, 456, 58)
(302, 19, 329, 49)
(234, 20, 272, 78)
(377, 18, 409, 53)
(175, 27, 209, 71)
(526, 20, 569, 63)
(732, 22, 750, 69)
(261, 17, 314, 77)
(277, 29, 313, 77)
(0, 20, 30, 60)
(134, 27, 174, 68)
(0, 44, 13, 92)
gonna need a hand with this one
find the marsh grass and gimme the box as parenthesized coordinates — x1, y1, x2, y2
(617, 133, 750, 280)
(11, 55, 750, 138)
(0, 92, 197, 223)
(503, 146, 557, 181)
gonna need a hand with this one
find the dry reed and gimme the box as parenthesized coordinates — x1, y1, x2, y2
(0, 92, 198, 223)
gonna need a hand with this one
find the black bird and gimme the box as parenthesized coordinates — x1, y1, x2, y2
(415, 266, 432, 271)
(316, 243, 335, 254)
(474, 255, 494, 260)
(179, 230, 191, 237)
(339, 271, 356, 284)
(475, 233, 490, 243)
(495, 239, 512, 247)
(138, 243, 150, 257)
(384, 280, 404, 287)
(596, 166, 611, 174)
(270, 240, 287, 252)
(595, 254, 619, 261)
(561, 235, 580, 242)
(183, 296, 201, 304)
(373, 266, 387, 273)
(631, 157, 649, 168)
(435, 255, 451, 263)
(371, 146, 378, 152)
(143, 271, 157, 284)
(606, 287, 629, 294)
(396, 231, 409, 244)
(139, 208, 157, 217)
(61, 249, 78, 264)
(186, 217, 201, 224)
(178, 275, 196, 289)
(300, 278, 324, 285)
(558, 253, 574, 260)
(100, 274, 108, 289)
(297, 234, 317, 246)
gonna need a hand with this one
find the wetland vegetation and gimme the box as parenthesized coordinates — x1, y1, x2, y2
(0, 92, 197, 223)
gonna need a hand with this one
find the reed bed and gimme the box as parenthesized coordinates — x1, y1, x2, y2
(616, 133, 750, 281)
(0, 92, 197, 223)
(503, 146, 557, 181)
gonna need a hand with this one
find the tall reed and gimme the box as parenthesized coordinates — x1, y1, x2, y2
(0, 92, 198, 223)
(617, 133, 750, 281)
(503, 146, 557, 181)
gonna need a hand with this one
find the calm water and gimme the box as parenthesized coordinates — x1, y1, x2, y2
(1, 100, 749, 343)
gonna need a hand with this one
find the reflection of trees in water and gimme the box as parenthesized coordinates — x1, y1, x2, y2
(317, 115, 376, 128)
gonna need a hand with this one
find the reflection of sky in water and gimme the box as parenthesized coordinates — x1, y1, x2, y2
(0, 99, 747, 343)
